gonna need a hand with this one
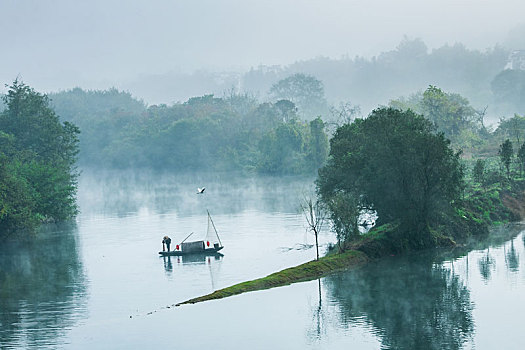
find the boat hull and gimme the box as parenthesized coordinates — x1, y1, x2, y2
(158, 246, 223, 256)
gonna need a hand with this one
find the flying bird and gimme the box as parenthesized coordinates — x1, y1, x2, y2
(197, 187, 205, 194)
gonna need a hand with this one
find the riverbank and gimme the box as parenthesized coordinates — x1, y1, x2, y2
(176, 179, 525, 306)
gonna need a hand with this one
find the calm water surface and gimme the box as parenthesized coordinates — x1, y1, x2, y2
(1, 171, 525, 349)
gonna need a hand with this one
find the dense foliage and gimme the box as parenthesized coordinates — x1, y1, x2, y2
(317, 108, 464, 248)
(389, 86, 486, 152)
(0, 81, 79, 238)
(50, 89, 329, 174)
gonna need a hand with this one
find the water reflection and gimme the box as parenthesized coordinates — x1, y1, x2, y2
(505, 240, 520, 272)
(478, 249, 495, 283)
(308, 279, 326, 341)
(324, 253, 474, 350)
(162, 256, 173, 273)
(0, 223, 87, 349)
(178, 253, 223, 265)
(320, 225, 525, 349)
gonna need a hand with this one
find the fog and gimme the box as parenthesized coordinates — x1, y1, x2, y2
(2, 0, 525, 105)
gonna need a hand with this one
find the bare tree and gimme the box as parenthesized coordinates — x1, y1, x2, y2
(325, 101, 362, 135)
(474, 105, 488, 132)
(301, 196, 327, 261)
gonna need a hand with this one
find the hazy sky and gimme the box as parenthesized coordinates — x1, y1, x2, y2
(1, 0, 524, 95)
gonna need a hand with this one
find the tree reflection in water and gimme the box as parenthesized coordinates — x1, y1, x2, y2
(0, 223, 87, 348)
(504, 240, 520, 272)
(324, 253, 474, 350)
(478, 248, 495, 283)
(307, 279, 326, 341)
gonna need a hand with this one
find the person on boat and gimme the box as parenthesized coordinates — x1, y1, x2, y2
(162, 235, 172, 252)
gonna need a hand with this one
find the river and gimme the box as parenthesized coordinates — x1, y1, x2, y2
(1, 171, 524, 349)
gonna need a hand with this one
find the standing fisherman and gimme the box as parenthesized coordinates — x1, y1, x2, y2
(162, 235, 172, 252)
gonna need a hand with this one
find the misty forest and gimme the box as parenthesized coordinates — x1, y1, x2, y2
(2, 1, 525, 349)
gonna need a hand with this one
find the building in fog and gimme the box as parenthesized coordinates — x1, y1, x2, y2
(505, 50, 525, 70)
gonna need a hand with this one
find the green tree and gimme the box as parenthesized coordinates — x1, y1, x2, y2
(0, 80, 80, 237)
(274, 99, 298, 123)
(420, 86, 477, 140)
(1, 81, 79, 165)
(472, 159, 485, 184)
(495, 114, 525, 145)
(0, 153, 38, 234)
(518, 142, 525, 176)
(498, 139, 513, 178)
(324, 191, 360, 249)
(269, 73, 328, 119)
(308, 117, 329, 170)
(318, 108, 463, 248)
(257, 120, 306, 174)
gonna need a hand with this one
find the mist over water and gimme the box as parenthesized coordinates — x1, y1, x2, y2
(77, 170, 316, 217)
(1, 171, 525, 349)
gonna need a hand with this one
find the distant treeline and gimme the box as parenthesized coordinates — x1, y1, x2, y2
(126, 38, 523, 117)
(49, 88, 329, 174)
(244, 39, 511, 114)
(46, 77, 525, 174)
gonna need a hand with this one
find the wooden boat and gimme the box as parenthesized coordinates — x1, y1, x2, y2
(159, 210, 223, 256)
(159, 248, 223, 257)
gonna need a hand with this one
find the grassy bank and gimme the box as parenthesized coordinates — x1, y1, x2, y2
(176, 250, 368, 306)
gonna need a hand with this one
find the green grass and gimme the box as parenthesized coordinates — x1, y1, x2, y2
(176, 250, 368, 306)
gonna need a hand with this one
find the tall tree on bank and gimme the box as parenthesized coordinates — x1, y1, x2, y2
(517, 142, 525, 176)
(0, 80, 80, 238)
(317, 108, 463, 248)
(498, 139, 513, 179)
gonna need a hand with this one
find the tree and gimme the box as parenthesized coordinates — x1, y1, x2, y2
(0, 80, 80, 168)
(301, 196, 327, 260)
(328, 101, 362, 128)
(0, 80, 80, 237)
(308, 117, 329, 170)
(274, 99, 298, 123)
(324, 191, 360, 249)
(0, 152, 38, 234)
(420, 86, 477, 140)
(269, 73, 328, 119)
(495, 114, 525, 145)
(498, 139, 513, 178)
(472, 159, 486, 184)
(518, 142, 525, 176)
(257, 120, 305, 174)
(318, 108, 463, 248)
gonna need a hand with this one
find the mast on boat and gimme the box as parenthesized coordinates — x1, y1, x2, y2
(206, 209, 223, 248)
